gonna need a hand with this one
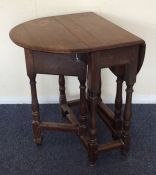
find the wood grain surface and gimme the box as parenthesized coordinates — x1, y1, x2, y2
(10, 12, 144, 53)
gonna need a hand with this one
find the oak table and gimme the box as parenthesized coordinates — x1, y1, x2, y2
(10, 12, 146, 165)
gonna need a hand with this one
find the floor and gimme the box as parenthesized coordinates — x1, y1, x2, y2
(0, 104, 155, 175)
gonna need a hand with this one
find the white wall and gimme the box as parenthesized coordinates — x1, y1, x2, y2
(0, 0, 155, 104)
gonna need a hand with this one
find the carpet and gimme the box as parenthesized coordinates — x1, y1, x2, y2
(0, 104, 155, 175)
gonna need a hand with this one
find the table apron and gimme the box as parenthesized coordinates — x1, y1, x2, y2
(27, 51, 87, 77)
(94, 45, 139, 69)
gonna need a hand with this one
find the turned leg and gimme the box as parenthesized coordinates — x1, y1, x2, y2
(78, 77, 87, 136)
(59, 75, 67, 116)
(88, 91, 98, 165)
(87, 54, 100, 165)
(113, 77, 123, 138)
(29, 75, 42, 145)
(98, 73, 102, 102)
(121, 82, 134, 154)
(120, 51, 138, 154)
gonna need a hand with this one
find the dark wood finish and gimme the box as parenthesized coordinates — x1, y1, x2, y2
(61, 103, 79, 126)
(40, 122, 78, 133)
(79, 76, 87, 136)
(59, 75, 67, 105)
(25, 50, 42, 145)
(24, 48, 88, 146)
(10, 12, 146, 165)
(31, 51, 86, 77)
(98, 101, 115, 121)
(67, 99, 80, 107)
(10, 12, 144, 54)
(121, 50, 139, 154)
(97, 107, 116, 135)
(98, 140, 124, 153)
(59, 75, 67, 116)
(113, 76, 124, 139)
(121, 83, 134, 154)
(87, 53, 100, 165)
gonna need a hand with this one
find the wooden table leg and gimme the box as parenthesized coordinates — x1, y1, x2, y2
(78, 76, 87, 136)
(87, 54, 100, 165)
(59, 75, 67, 116)
(113, 76, 123, 139)
(29, 74, 42, 145)
(88, 91, 98, 165)
(121, 54, 138, 154)
(98, 73, 102, 102)
(121, 82, 134, 153)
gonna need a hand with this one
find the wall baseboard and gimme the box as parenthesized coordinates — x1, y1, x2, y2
(0, 95, 156, 104)
(0, 96, 59, 104)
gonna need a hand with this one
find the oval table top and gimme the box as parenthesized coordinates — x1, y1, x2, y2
(10, 12, 144, 54)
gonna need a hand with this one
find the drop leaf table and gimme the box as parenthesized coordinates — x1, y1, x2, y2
(10, 12, 145, 165)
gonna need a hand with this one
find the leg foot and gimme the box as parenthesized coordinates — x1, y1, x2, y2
(34, 136, 43, 145)
(121, 135, 130, 155)
(88, 137, 98, 166)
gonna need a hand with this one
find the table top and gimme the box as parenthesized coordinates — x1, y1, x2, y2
(10, 12, 144, 53)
